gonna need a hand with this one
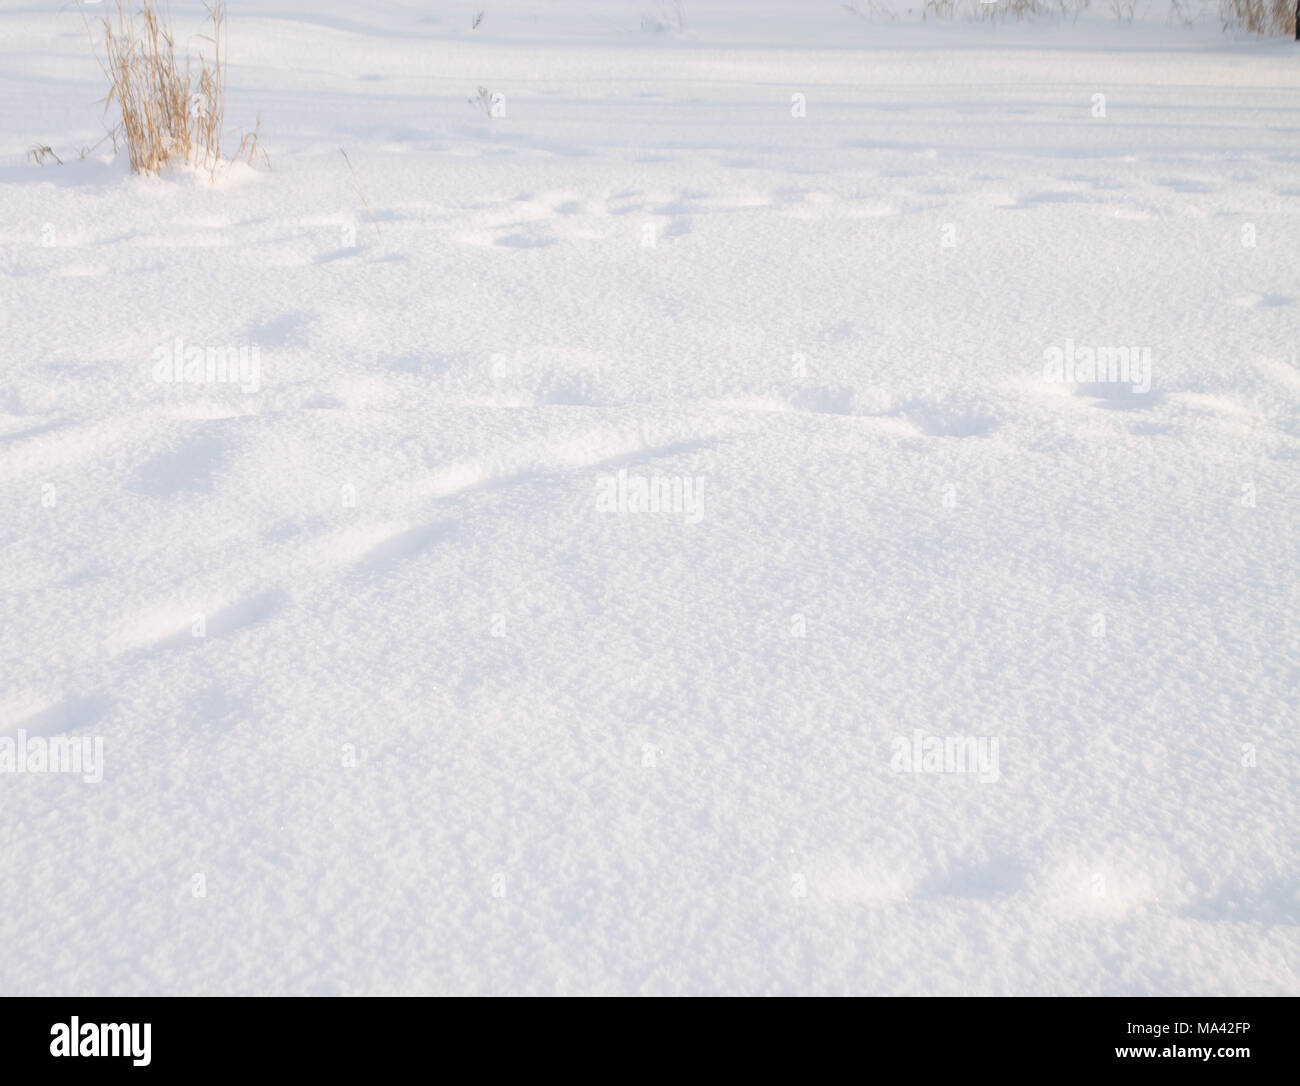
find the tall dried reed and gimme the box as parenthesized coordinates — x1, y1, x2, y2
(81, 1, 260, 177)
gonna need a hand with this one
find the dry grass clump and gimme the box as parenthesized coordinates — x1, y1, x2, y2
(1221, 0, 1297, 36)
(80, 0, 262, 178)
(973, 0, 1091, 22)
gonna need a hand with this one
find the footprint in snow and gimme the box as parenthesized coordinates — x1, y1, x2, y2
(1233, 292, 1294, 309)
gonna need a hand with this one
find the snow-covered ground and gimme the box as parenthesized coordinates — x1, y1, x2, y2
(1, 1, 1297, 994)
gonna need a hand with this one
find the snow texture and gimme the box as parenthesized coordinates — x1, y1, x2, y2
(0, 1, 1297, 994)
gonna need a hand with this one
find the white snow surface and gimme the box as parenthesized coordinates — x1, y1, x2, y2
(1, 1, 1298, 994)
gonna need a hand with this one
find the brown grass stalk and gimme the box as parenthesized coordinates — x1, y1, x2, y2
(79, 1, 260, 178)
